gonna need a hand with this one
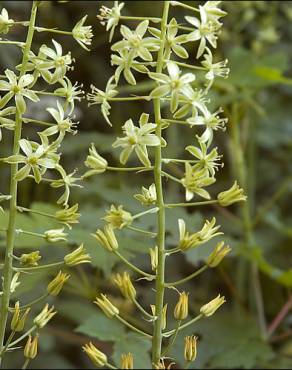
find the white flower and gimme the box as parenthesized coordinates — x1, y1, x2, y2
(5, 139, 59, 183)
(72, 15, 93, 51)
(174, 86, 209, 119)
(0, 8, 14, 34)
(149, 61, 196, 112)
(42, 101, 78, 137)
(87, 76, 118, 125)
(134, 183, 157, 206)
(38, 40, 73, 84)
(0, 69, 39, 114)
(187, 108, 227, 144)
(186, 5, 222, 58)
(201, 48, 229, 83)
(112, 113, 162, 167)
(98, 1, 125, 41)
(54, 77, 84, 114)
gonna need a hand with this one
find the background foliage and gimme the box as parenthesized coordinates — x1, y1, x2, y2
(0, 1, 292, 368)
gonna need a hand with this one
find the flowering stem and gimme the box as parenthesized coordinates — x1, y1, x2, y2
(15, 229, 44, 239)
(10, 293, 49, 311)
(0, 41, 24, 46)
(109, 96, 151, 101)
(14, 261, 64, 273)
(113, 251, 154, 279)
(120, 15, 161, 23)
(163, 314, 203, 337)
(152, 1, 170, 364)
(165, 265, 208, 287)
(170, 1, 200, 12)
(23, 118, 55, 127)
(161, 171, 182, 184)
(0, 2, 38, 361)
(162, 320, 181, 357)
(165, 200, 218, 208)
(128, 225, 157, 238)
(105, 363, 117, 370)
(133, 298, 154, 320)
(132, 207, 159, 220)
(171, 61, 206, 71)
(6, 326, 37, 350)
(22, 359, 30, 370)
(116, 315, 152, 339)
(34, 26, 72, 35)
(17, 206, 56, 219)
(0, 331, 15, 357)
(107, 166, 153, 172)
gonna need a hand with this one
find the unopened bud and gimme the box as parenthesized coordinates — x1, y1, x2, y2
(121, 352, 134, 369)
(174, 292, 189, 320)
(94, 294, 119, 318)
(64, 244, 91, 266)
(44, 228, 67, 243)
(93, 224, 118, 252)
(47, 271, 70, 296)
(82, 342, 107, 368)
(200, 294, 225, 317)
(20, 251, 41, 267)
(114, 272, 136, 301)
(11, 301, 30, 332)
(24, 335, 38, 359)
(184, 335, 198, 362)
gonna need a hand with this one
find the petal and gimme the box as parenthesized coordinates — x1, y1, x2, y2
(150, 84, 170, 98)
(120, 146, 133, 164)
(135, 20, 149, 38)
(167, 61, 180, 79)
(135, 145, 151, 167)
(19, 139, 32, 156)
(15, 164, 31, 182)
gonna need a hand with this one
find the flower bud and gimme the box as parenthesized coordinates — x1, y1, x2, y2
(217, 181, 247, 207)
(93, 224, 118, 252)
(184, 335, 198, 362)
(20, 251, 41, 267)
(150, 304, 167, 330)
(174, 292, 189, 320)
(24, 335, 38, 360)
(121, 353, 134, 369)
(44, 228, 67, 243)
(55, 204, 80, 228)
(64, 244, 91, 266)
(84, 144, 108, 178)
(11, 301, 30, 332)
(34, 304, 57, 328)
(207, 241, 231, 267)
(94, 294, 119, 318)
(114, 272, 136, 301)
(134, 184, 157, 206)
(149, 246, 158, 271)
(200, 294, 225, 317)
(0, 9, 14, 35)
(47, 271, 70, 296)
(82, 342, 107, 368)
(103, 205, 132, 229)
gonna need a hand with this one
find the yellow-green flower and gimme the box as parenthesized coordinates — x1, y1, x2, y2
(200, 294, 225, 317)
(83, 342, 107, 368)
(94, 294, 119, 318)
(174, 291, 189, 320)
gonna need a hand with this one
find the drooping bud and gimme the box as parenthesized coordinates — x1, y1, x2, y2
(134, 184, 157, 206)
(184, 335, 198, 362)
(113, 272, 136, 301)
(207, 241, 231, 267)
(200, 294, 226, 317)
(93, 224, 118, 252)
(24, 335, 38, 359)
(20, 251, 41, 267)
(103, 205, 132, 229)
(150, 304, 167, 330)
(174, 292, 189, 320)
(55, 204, 80, 229)
(44, 228, 67, 243)
(82, 342, 107, 368)
(64, 244, 91, 266)
(94, 294, 119, 318)
(11, 301, 30, 332)
(121, 353, 134, 369)
(149, 246, 158, 271)
(83, 143, 108, 178)
(217, 181, 247, 207)
(47, 271, 70, 296)
(34, 304, 57, 328)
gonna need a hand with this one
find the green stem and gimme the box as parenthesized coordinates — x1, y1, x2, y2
(127, 225, 157, 238)
(109, 96, 151, 101)
(0, 2, 38, 361)
(34, 26, 72, 35)
(120, 15, 161, 23)
(23, 118, 55, 127)
(105, 363, 117, 370)
(0, 331, 15, 357)
(113, 251, 154, 279)
(7, 326, 37, 349)
(170, 1, 199, 12)
(165, 265, 208, 287)
(163, 314, 203, 337)
(165, 200, 218, 208)
(132, 207, 159, 220)
(133, 298, 154, 320)
(162, 320, 181, 357)
(116, 315, 152, 339)
(161, 171, 182, 184)
(14, 261, 64, 273)
(17, 206, 55, 219)
(22, 359, 30, 370)
(10, 293, 49, 311)
(152, 1, 170, 364)
(173, 61, 206, 71)
(107, 166, 153, 172)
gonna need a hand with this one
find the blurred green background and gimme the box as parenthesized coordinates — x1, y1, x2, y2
(0, 1, 292, 368)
